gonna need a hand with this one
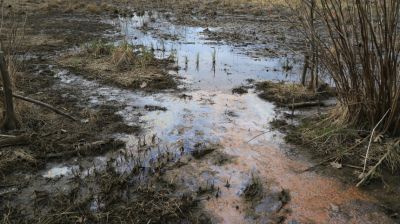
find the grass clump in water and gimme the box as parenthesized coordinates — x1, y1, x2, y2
(85, 40, 114, 58)
(110, 42, 136, 70)
(137, 46, 156, 68)
(256, 81, 329, 106)
(243, 173, 263, 201)
(191, 142, 219, 159)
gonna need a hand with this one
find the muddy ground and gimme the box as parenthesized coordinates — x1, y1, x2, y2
(0, 0, 399, 223)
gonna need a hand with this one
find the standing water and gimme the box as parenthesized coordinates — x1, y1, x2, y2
(34, 11, 394, 224)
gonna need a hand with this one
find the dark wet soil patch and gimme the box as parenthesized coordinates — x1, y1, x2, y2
(211, 151, 235, 166)
(232, 86, 249, 95)
(241, 174, 291, 223)
(191, 142, 220, 159)
(144, 105, 167, 111)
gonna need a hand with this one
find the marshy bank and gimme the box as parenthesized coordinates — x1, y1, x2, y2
(0, 0, 399, 223)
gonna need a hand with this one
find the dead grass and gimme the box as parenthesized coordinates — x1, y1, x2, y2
(0, 148, 37, 175)
(2, 161, 205, 223)
(256, 81, 332, 106)
(110, 43, 136, 70)
(243, 174, 263, 201)
(283, 114, 400, 183)
(85, 3, 102, 14)
(61, 41, 177, 91)
(4, 0, 119, 15)
(191, 142, 220, 159)
(85, 40, 113, 58)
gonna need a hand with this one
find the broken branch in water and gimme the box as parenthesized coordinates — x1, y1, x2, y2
(356, 138, 400, 187)
(247, 131, 270, 143)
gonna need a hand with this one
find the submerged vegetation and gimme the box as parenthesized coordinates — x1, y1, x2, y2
(243, 174, 264, 201)
(2, 155, 207, 223)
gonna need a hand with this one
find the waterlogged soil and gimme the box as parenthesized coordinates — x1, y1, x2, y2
(1, 3, 399, 224)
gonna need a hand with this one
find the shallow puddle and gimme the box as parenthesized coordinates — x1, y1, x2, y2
(115, 11, 300, 91)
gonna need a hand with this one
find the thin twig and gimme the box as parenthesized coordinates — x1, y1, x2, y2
(362, 109, 390, 174)
(247, 131, 270, 143)
(357, 147, 392, 187)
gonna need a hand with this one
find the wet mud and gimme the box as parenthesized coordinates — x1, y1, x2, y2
(0, 3, 398, 224)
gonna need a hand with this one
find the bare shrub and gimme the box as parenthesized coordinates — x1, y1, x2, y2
(295, 0, 400, 136)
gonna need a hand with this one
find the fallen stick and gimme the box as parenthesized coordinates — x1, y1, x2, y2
(247, 130, 270, 143)
(300, 155, 337, 173)
(356, 148, 391, 187)
(343, 164, 363, 170)
(12, 92, 79, 122)
(0, 134, 16, 138)
(0, 134, 31, 148)
(362, 109, 390, 174)
(286, 101, 324, 109)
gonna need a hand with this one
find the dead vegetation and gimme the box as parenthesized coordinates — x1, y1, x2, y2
(191, 142, 220, 159)
(0, 97, 134, 176)
(1, 160, 207, 224)
(243, 174, 264, 201)
(282, 115, 400, 185)
(294, 0, 400, 136)
(279, 0, 400, 187)
(241, 173, 291, 222)
(60, 40, 177, 91)
(256, 80, 333, 107)
(232, 86, 249, 95)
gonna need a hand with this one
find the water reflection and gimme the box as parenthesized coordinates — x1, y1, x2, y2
(115, 11, 300, 91)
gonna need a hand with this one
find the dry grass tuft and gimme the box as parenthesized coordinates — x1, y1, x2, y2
(111, 43, 136, 70)
(0, 148, 37, 174)
(256, 81, 331, 106)
(85, 40, 113, 58)
(243, 174, 263, 201)
(86, 3, 102, 14)
(284, 115, 400, 179)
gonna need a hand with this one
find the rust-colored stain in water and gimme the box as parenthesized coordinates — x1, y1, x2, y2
(207, 121, 376, 224)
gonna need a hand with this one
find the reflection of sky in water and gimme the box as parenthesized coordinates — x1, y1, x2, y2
(116, 12, 300, 91)
(49, 71, 279, 175)
(42, 165, 77, 178)
(43, 12, 290, 178)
